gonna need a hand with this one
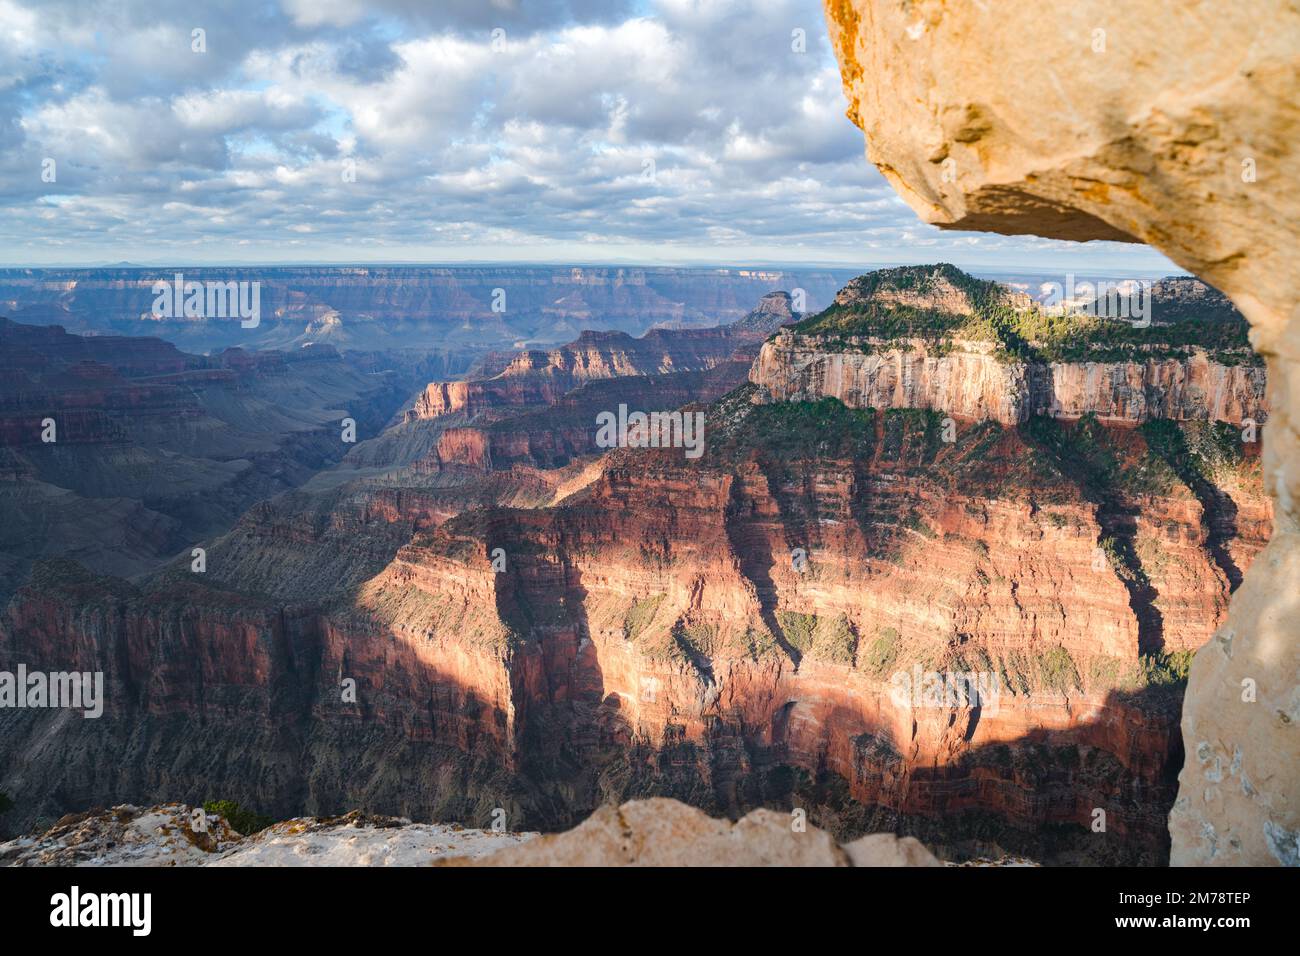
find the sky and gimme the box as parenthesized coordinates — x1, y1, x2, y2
(0, 0, 1179, 272)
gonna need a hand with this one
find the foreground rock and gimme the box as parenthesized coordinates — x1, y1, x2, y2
(212, 812, 535, 866)
(1, 800, 934, 867)
(0, 805, 534, 867)
(449, 799, 939, 867)
(0, 805, 243, 866)
(823, 0, 1300, 867)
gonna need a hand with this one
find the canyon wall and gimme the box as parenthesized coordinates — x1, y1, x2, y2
(375, 292, 794, 474)
(751, 334, 1266, 426)
(823, 0, 1299, 865)
(0, 278, 1275, 862)
(409, 319, 780, 424)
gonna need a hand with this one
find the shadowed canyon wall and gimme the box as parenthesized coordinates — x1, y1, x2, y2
(823, 0, 1299, 865)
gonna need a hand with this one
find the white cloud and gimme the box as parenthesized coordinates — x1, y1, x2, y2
(0, 0, 1174, 271)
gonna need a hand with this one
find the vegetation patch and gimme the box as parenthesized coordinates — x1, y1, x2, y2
(707, 389, 879, 462)
(1141, 419, 1247, 488)
(1087, 650, 1195, 700)
(1023, 413, 1143, 496)
(789, 262, 1256, 365)
(777, 610, 817, 653)
(1138, 649, 1194, 687)
(993, 646, 1083, 697)
(811, 615, 858, 666)
(623, 594, 666, 642)
(203, 799, 273, 836)
(776, 611, 858, 666)
(861, 626, 901, 677)
(1037, 646, 1082, 695)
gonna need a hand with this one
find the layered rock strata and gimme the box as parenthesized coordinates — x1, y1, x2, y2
(752, 335, 1265, 427)
(0, 390, 1269, 863)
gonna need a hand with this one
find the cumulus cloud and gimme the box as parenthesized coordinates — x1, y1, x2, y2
(0, 0, 1174, 269)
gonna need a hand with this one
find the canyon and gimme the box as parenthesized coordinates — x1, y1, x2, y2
(0, 0, 1285, 873)
(0, 318, 426, 596)
(0, 265, 852, 355)
(0, 267, 1270, 865)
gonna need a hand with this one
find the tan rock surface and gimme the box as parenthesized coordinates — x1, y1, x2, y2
(453, 798, 938, 867)
(842, 832, 944, 868)
(823, 0, 1299, 865)
(751, 333, 1265, 426)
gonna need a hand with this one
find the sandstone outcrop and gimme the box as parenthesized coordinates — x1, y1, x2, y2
(455, 798, 937, 867)
(753, 335, 1264, 427)
(822, 0, 1299, 865)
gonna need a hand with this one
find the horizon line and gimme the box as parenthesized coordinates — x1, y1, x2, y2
(0, 259, 1189, 278)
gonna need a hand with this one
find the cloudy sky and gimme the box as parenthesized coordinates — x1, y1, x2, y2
(0, 0, 1177, 271)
